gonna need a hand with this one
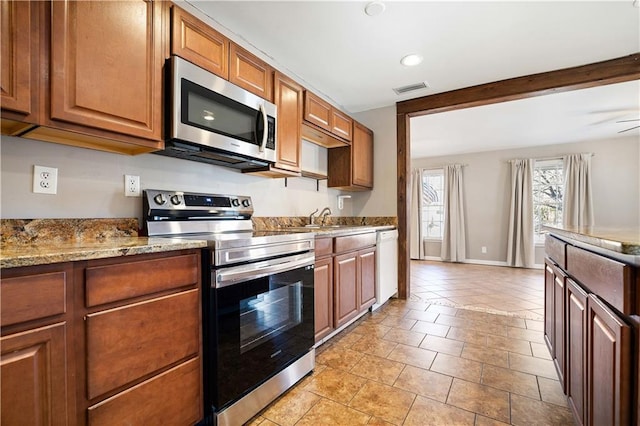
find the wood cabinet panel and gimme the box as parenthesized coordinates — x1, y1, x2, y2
(85, 253, 199, 308)
(88, 357, 202, 426)
(171, 5, 229, 79)
(545, 235, 567, 269)
(334, 232, 376, 254)
(553, 265, 566, 391)
(331, 109, 352, 142)
(315, 237, 333, 258)
(314, 256, 334, 342)
(587, 295, 632, 426)
(566, 245, 634, 314)
(272, 72, 303, 172)
(303, 91, 332, 132)
(50, 0, 163, 141)
(0, 0, 34, 116)
(85, 289, 200, 399)
(334, 252, 359, 328)
(1, 270, 66, 327)
(358, 247, 376, 311)
(544, 260, 555, 354)
(352, 122, 374, 188)
(566, 278, 587, 426)
(229, 43, 273, 100)
(1, 323, 68, 426)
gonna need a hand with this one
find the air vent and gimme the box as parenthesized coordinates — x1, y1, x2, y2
(393, 81, 429, 95)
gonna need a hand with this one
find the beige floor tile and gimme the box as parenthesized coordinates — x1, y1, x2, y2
(481, 364, 540, 399)
(420, 334, 464, 356)
(404, 395, 475, 426)
(379, 315, 417, 330)
(461, 343, 509, 368)
(486, 334, 533, 356)
(426, 304, 459, 315)
(446, 378, 511, 423)
(538, 376, 569, 407)
(393, 365, 453, 402)
(474, 414, 511, 426)
(296, 398, 370, 426)
(411, 319, 450, 337)
(507, 326, 546, 343)
(446, 326, 488, 346)
(403, 309, 440, 322)
(303, 367, 368, 404)
(366, 416, 395, 425)
(349, 353, 405, 385)
(430, 353, 483, 383)
(349, 381, 415, 425)
(332, 331, 365, 347)
(352, 322, 392, 338)
(350, 335, 398, 358)
(530, 342, 553, 360)
(386, 344, 437, 370)
(261, 387, 321, 426)
(509, 352, 558, 379)
(526, 319, 545, 331)
(382, 328, 426, 347)
(315, 345, 364, 371)
(510, 393, 575, 426)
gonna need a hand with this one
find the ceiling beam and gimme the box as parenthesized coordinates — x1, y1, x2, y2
(395, 52, 640, 300)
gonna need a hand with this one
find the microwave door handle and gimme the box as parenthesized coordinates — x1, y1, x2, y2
(258, 103, 268, 152)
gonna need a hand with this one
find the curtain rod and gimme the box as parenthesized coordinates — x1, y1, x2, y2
(419, 164, 468, 171)
(507, 152, 595, 162)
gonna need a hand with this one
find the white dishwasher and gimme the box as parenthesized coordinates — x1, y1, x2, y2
(372, 229, 398, 311)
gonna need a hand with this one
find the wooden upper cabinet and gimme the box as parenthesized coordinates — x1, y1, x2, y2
(229, 43, 273, 101)
(273, 72, 303, 172)
(328, 121, 374, 191)
(304, 91, 332, 132)
(331, 109, 353, 142)
(171, 5, 229, 79)
(49, 0, 163, 142)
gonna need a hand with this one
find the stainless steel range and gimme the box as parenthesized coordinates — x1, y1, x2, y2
(143, 189, 315, 426)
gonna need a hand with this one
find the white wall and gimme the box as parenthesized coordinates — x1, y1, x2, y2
(411, 136, 640, 264)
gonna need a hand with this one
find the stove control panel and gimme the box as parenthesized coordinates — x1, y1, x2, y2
(144, 189, 253, 220)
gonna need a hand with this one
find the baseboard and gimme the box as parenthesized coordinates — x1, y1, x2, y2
(414, 257, 544, 269)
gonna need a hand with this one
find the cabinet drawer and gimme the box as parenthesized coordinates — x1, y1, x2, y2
(304, 91, 332, 132)
(88, 357, 202, 426)
(85, 253, 199, 307)
(545, 235, 566, 269)
(334, 233, 376, 254)
(86, 289, 200, 399)
(315, 237, 333, 258)
(1, 269, 67, 327)
(331, 109, 352, 142)
(566, 245, 634, 314)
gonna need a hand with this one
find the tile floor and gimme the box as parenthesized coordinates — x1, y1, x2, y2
(247, 261, 575, 426)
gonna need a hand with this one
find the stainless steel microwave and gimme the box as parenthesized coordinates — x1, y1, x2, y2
(156, 56, 277, 170)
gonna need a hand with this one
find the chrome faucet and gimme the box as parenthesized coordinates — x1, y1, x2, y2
(319, 207, 332, 226)
(308, 208, 319, 225)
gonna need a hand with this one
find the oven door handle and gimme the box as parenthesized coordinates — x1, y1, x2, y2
(215, 253, 314, 288)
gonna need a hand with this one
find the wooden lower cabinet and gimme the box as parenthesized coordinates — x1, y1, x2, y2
(544, 258, 566, 390)
(566, 278, 587, 426)
(358, 247, 376, 311)
(314, 256, 334, 341)
(1, 323, 69, 426)
(586, 295, 632, 426)
(334, 251, 359, 328)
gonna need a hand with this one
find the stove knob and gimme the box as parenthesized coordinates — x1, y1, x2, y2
(170, 195, 181, 206)
(153, 193, 167, 205)
(231, 199, 240, 207)
(241, 199, 251, 208)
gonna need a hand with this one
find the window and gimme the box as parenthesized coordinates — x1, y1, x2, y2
(533, 159, 563, 244)
(421, 169, 444, 240)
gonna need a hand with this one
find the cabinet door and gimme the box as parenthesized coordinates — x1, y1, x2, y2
(586, 295, 632, 426)
(0, 0, 35, 116)
(552, 264, 566, 390)
(334, 252, 359, 328)
(171, 5, 229, 79)
(331, 109, 352, 142)
(358, 247, 376, 311)
(351, 122, 374, 188)
(1, 323, 69, 426)
(229, 43, 273, 100)
(566, 278, 588, 426)
(303, 91, 332, 132)
(273, 72, 303, 173)
(544, 260, 555, 354)
(50, 0, 163, 141)
(314, 256, 334, 342)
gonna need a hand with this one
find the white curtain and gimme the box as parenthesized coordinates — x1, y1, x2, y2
(441, 164, 466, 262)
(563, 153, 594, 227)
(410, 168, 425, 259)
(506, 159, 535, 268)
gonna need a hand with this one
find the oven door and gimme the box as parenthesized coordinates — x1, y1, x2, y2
(208, 252, 315, 412)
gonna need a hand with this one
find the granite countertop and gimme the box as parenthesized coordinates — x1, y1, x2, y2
(544, 225, 640, 256)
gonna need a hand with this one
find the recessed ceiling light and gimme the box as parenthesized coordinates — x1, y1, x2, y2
(364, 1, 385, 16)
(400, 54, 423, 67)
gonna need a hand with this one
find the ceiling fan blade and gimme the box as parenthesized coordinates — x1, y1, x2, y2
(615, 119, 640, 123)
(618, 125, 640, 133)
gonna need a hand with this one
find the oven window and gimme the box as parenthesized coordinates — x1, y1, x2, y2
(240, 281, 302, 354)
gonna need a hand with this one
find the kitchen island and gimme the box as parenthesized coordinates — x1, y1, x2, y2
(543, 225, 639, 426)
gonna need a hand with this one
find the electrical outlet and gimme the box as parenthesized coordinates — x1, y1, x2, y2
(481, 246, 487, 254)
(124, 175, 141, 197)
(33, 165, 58, 194)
